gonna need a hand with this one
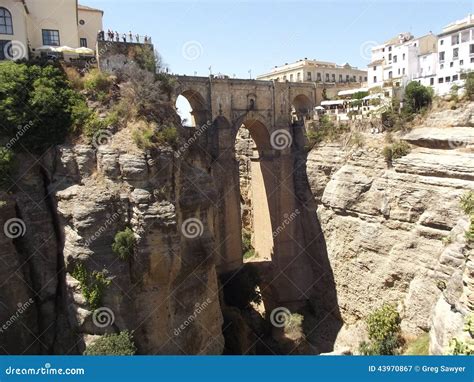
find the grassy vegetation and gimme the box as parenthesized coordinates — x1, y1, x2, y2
(71, 263, 111, 310)
(403, 333, 430, 355)
(306, 115, 350, 148)
(465, 72, 474, 101)
(359, 304, 403, 355)
(84, 69, 113, 103)
(84, 331, 137, 355)
(112, 228, 136, 261)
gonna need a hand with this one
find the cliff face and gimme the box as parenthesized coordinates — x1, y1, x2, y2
(0, 137, 224, 355)
(307, 103, 474, 352)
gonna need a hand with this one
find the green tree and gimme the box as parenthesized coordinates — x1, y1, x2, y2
(404, 81, 433, 113)
(465, 72, 474, 100)
(0, 61, 90, 154)
(359, 304, 402, 355)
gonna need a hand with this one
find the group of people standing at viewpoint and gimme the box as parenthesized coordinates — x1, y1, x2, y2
(97, 30, 152, 44)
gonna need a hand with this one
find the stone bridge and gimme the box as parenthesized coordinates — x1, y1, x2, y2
(173, 76, 326, 308)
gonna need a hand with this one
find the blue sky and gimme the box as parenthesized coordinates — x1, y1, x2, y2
(82, 0, 473, 79)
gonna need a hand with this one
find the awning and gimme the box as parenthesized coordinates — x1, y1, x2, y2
(54, 46, 77, 53)
(363, 94, 382, 100)
(338, 87, 369, 97)
(321, 100, 346, 106)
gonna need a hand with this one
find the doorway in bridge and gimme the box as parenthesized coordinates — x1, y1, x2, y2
(234, 121, 274, 263)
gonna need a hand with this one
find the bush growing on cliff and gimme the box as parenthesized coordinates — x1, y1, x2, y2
(460, 191, 474, 244)
(242, 230, 255, 260)
(465, 72, 474, 101)
(112, 228, 136, 261)
(84, 331, 137, 355)
(359, 304, 402, 355)
(0, 61, 90, 154)
(306, 115, 350, 148)
(383, 141, 411, 163)
(84, 69, 113, 102)
(0, 148, 14, 189)
(72, 264, 111, 310)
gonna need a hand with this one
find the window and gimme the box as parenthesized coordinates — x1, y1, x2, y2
(398, 68, 400, 75)
(346, 74, 349, 82)
(450, 62, 453, 67)
(470, 44, 474, 55)
(80, 38, 87, 47)
(389, 46, 392, 52)
(331, 73, 335, 82)
(42, 29, 60, 46)
(339, 74, 343, 82)
(430, 78, 434, 86)
(283, 75, 287, 81)
(373, 76, 377, 82)
(0, 7, 13, 35)
(296, 73, 300, 81)
(373, 66, 376, 71)
(290, 74, 294, 82)
(453, 48, 459, 59)
(393, 55, 397, 63)
(307, 72, 312, 81)
(472, 57, 474, 63)
(325, 73, 329, 82)
(460, 59, 464, 65)
(445, 76, 451, 82)
(388, 71, 392, 79)
(453, 74, 458, 81)
(388, 53, 392, 61)
(438, 78, 444, 83)
(79, 19, 85, 26)
(461, 30, 469, 42)
(439, 51, 445, 62)
(440, 64, 444, 69)
(359, 76, 362, 82)
(402, 68, 405, 75)
(402, 53, 405, 60)
(364, 76, 367, 82)
(0, 39, 11, 60)
(440, 39, 444, 45)
(451, 34, 459, 45)
(317, 72, 321, 81)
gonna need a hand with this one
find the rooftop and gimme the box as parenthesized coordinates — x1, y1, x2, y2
(78, 4, 104, 13)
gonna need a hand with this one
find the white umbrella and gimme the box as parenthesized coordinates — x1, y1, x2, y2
(75, 47, 95, 55)
(54, 46, 77, 53)
(36, 46, 55, 51)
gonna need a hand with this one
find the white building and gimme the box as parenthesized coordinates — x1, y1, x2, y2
(367, 14, 474, 96)
(436, 14, 474, 95)
(368, 32, 438, 90)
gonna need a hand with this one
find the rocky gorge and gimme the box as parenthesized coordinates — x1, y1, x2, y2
(0, 70, 472, 356)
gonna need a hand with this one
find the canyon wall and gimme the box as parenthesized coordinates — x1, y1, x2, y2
(307, 103, 474, 352)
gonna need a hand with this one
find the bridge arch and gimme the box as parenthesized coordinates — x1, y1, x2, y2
(176, 89, 209, 128)
(292, 94, 313, 121)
